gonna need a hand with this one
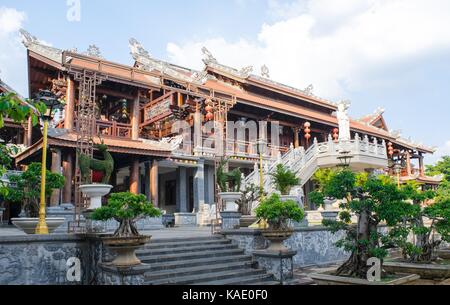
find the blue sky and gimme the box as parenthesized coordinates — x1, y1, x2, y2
(0, 0, 449, 164)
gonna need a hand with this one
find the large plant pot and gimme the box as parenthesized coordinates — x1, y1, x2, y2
(102, 235, 151, 267)
(323, 198, 337, 210)
(384, 260, 450, 280)
(280, 195, 299, 203)
(79, 184, 113, 210)
(11, 217, 65, 234)
(218, 192, 242, 212)
(437, 249, 450, 260)
(309, 271, 420, 285)
(261, 229, 294, 252)
(321, 210, 339, 221)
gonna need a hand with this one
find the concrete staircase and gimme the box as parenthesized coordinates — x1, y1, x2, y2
(137, 236, 279, 285)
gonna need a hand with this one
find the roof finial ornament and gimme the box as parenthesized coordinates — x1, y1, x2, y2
(239, 66, 253, 78)
(129, 38, 151, 61)
(261, 65, 270, 78)
(19, 29, 38, 47)
(86, 45, 102, 58)
(201, 47, 217, 64)
(304, 84, 314, 96)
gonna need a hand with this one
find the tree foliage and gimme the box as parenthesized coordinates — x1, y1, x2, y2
(5, 163, 65, 217)
(426, 155, 450, 182)
(90, 192, 161, 237)
(270, 164, 299, 195)
(320, 170, 410, 278)
(255, 193, 304, 230)
(0, 92, 46, 128)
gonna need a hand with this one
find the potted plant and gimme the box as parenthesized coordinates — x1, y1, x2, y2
(270, 164, 300, 202)
(255, 193, 304, 252)
(90, 192, 161, 267)
(216, 158, 242, 212)
(236, 183, 264, 227)
(312, 168, 337, 210)
(8, 162, 65, 234)
(78, 142, 114, 210)
(383, 181, 450, 279)
(309, 170, 420, 285)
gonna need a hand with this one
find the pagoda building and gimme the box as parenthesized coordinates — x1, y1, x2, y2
(8, 29, 442, 226)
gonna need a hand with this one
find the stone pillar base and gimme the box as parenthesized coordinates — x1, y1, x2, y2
(220, 211, 241, 230)
(97, 263, 147, 285)
(174, 213, 197, 226)
(253, 250, 297, 283)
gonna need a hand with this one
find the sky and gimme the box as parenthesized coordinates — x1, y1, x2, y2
(0, 0, 449, 164)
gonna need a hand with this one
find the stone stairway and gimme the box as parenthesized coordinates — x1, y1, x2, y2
(137, 236, 280, 285)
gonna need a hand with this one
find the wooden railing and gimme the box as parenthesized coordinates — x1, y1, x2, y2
(96, 120, 132, 139)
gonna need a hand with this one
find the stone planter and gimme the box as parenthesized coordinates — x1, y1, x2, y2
(218, 192, 242, 212)
(437, 249, 450, 260)
(11, 217, 65, 234)
(79, 184, 113, 210)
(309, 271, 420, 285)
(102, 235, 150, 267)
(280, 195, 298, 203)
(220, 211, 241, 230)
(383, 260, 450, 280)
(320, 210, 339, 221)
(261, 229, 293, 252)
(323, 198, 337, 210)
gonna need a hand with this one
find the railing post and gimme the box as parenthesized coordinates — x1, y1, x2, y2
(381, 139, 387, 157)
(354, 133, 360, 152)
(327, 134, 334, 153)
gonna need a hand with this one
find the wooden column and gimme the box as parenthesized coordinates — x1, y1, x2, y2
(64, 77, 75, 131)
(26, 116, 33, 146)
(131, 93, 140, 140)
(419, 153, 425, 177)
(62, 151, 74, 204)
(293, 127, 299, 148)
(130, 159, 140, 194)
(50, 149, 62, 206)
(150, 160, 159, 207)
(406, 151, 412, 176)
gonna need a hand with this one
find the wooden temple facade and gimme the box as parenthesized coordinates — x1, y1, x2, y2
(2, 30, 442, 224)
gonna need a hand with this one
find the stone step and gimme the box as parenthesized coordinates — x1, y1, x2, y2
(137, 243, 238, 256)
(148, 268, 266, 285)
(141, 239, 232, 250)
(139, 248, 244, 264)
(150, 236, 223, 244)
(145, 261, 254, 281)
(194, 273, 274, 285)
(143, 254, 253, 271)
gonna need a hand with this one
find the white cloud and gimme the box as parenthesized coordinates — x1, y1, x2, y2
(0, 7, 27, 96)
(167, 0, 450, 100)
(426, 140, 450, 165)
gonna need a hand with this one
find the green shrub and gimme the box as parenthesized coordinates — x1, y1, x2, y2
(270, 164, 299, 195)
(90, 192, 161, 237)
(255, 193, 304, 230)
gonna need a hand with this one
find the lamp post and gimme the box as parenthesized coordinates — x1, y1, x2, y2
(393, 162, 402, 188)
(256, 139, 267, 197)
(34, 90, 62, 235)
(337, 149, 353, 168)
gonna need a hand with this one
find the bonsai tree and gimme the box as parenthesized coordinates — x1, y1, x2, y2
(0, 144, 13, 197)
(236, 183, 263, 215)
(90, 192, 161, 237)
(394, 182, 450, 262)
(309, 168, 340, 209)
(319, 170, 411, 278)
(270, 164, 299, 195)
(255, 193, 304, 230)
(216, 158, 242, 192)
(5, 162, 65, 217)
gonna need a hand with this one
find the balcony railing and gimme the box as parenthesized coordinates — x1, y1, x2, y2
(53, 119, 132, 139)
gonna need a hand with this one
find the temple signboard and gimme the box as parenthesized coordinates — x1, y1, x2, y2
(145, 97, 172, 122)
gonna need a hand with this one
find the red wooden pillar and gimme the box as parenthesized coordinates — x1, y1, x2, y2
(130, 159, 140, 194)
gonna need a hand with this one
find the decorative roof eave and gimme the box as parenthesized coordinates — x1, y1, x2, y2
(201, 47, 337, 109)
(20, 29, 63, 65)
(129, 38, 213, 86)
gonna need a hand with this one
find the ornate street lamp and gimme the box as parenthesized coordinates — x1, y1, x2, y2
(337, 149, 353, 168)
(256, 139, 267, 197)
(34, 89, 62, 234)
